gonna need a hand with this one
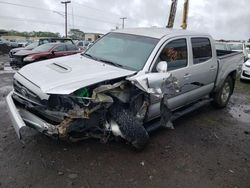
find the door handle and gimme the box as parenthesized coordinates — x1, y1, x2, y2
(210, 66, 217, 71)
(183, 73, 191, 78)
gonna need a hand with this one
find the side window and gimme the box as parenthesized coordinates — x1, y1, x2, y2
(191, 38, 212, 64)
(53, 45, 66, 52)
(154, 39, 188, 72)
(66, 44, 78, 51)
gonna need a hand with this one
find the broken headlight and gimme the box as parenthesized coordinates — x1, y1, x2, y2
(48, 88, 92, 111)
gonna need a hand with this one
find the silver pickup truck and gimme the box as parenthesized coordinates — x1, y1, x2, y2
(6, 28, 244, 149)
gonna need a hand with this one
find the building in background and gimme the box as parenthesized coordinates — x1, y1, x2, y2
(0, 30, 8, 38)
(84, 33, 103, 42)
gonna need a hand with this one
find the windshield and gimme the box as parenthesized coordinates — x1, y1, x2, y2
(227, 43, 243, 51)
(84, 32, 159, 71)
(32, 43, 55, 53)
(25, 42, 38, 49)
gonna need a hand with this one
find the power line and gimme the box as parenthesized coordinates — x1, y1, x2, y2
(0, 0, 119, 25)
(72, 1, 120, 18)
(71, 1, 141, 23)
(0, 1, 56, 13)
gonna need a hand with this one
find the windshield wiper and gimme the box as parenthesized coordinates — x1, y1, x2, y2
(83, 53, 97, 60)
(83, 54, 133, 70)
(98, 59, 124, 68)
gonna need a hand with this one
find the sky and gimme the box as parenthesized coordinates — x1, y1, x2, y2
(0, 0, 249, 40)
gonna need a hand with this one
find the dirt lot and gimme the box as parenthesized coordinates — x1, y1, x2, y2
(0, 55, 250, 188)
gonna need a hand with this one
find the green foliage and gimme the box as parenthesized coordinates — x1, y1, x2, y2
(0, 29, 61, 37)
(68, 28, 85, 40)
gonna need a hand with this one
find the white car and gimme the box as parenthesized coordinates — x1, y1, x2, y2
(241, 60, 250, 80)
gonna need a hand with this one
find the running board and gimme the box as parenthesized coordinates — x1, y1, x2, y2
(145, 98, 213, 133)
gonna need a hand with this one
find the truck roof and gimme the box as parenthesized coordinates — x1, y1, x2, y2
(113, 27, 209, 39)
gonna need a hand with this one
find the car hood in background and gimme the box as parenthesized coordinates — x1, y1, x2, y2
(245, 60, 250, 66)
(14, 50, 41, 56)
(10, 47, 26, 53)
(16, 54, 136, 95)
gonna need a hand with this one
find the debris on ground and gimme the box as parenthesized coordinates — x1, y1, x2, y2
(244, 131, 250, 135)
(68, 173, 78, 179)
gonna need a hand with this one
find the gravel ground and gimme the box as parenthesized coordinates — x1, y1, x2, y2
(0, 55, 250, 188)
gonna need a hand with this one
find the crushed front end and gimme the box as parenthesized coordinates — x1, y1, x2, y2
(6, 77, 147, 144)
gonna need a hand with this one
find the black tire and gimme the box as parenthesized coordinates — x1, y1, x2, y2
(109, 104, 149, 150)
(211, 76, 233, 108)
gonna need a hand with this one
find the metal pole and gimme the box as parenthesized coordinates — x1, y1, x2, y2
(167, 0, 178, 28)
(120, 17, 127, 29)
(181, 0, 189, 30)
(61, 1, 71, 38)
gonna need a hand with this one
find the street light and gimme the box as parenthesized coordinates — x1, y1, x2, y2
(61, 1, 71, 38)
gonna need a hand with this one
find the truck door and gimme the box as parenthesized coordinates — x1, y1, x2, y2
(149, 37, 192, 110)
(187, 37, 217, 102)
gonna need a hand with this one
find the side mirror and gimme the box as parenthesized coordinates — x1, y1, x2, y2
(156, 61, 168, 73)
(51, 50, 55, 55)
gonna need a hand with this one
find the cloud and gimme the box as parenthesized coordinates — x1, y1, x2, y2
(0, 0, 249, 40)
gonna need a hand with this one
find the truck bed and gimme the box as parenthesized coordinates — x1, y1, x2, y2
(216, 50, 242, 59)
(214, 50, 244, 92)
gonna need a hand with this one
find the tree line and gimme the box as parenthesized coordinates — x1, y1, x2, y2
(0, 29, 85, 39)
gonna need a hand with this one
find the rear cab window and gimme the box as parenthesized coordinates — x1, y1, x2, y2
(191, 38, 212, 64)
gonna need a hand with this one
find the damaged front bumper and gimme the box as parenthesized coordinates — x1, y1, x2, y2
(6, 90, 58, 139)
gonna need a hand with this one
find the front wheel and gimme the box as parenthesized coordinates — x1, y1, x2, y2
(211, 76, 233, 108)
(109, 103, 149, 150)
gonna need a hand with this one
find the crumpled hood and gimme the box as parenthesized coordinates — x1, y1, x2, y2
(16, 54, 136, 94)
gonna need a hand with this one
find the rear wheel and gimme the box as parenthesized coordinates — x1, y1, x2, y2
(211, 76, 233, 108)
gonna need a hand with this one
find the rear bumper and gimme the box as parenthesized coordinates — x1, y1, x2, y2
(6, 90, 58, 139)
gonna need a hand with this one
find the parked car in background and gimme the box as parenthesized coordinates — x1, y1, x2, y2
(10, 43, 81, 68)
(215, 42, 228, 51)
(38, 38, 74, 45)
(9, 42, 39, 59)
(76, 40, 90, 50)
(87, 42, 94, 49)
(9, 40, 18, 48)
(227, 42, 248, 61)
(245, 42, 250, 59)
(0, 38, 7, 45)
(241, 59, 250, 81)
(17, 40, 29, 47)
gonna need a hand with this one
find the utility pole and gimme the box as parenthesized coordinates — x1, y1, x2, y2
(120, 17, 127, 29)
(167, 0, 178, 28)
(61, 1, 71, 38)
(181, 0, 189, 30)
